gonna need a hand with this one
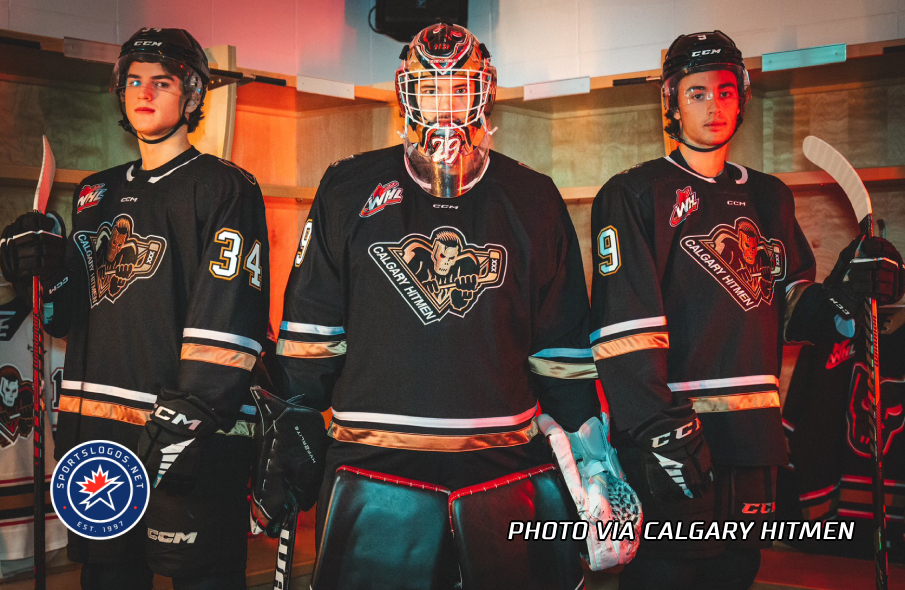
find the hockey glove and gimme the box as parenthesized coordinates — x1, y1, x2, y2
(0, 211, 66, 299)
(249, 386, 328, 538)
(137, 389, 221, 495)
(538, 413, 642, 570)
(629, 402, 713, 502)
(824, 236, 905, 317)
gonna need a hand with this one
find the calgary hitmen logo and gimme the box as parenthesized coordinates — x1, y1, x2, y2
(847, 363, 905, 458)
(74, 214, 166, 306)
(51, 440, 149, 540)
(0, 365, 33, 448)
(369, 227, 507, 324)
(681, 217, 786, 311)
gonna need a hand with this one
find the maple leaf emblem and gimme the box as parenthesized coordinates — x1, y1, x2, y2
(77, 466, 124, 511)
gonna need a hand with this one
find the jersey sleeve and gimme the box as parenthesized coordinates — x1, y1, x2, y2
(176, 175, 271, 429)
(274, 172, 345, 411)
(528, 189, 600, 432)
(590, 182, 673, 432)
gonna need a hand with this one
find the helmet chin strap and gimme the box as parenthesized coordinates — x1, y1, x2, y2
(117, 96, 192, 145)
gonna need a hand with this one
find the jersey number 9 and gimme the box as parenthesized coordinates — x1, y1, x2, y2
(597, 226, 621, 276)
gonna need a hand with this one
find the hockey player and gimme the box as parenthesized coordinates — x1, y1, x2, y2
(590, 30, 905, 590)
(254, 23, 639, 589)
(0, 28, 269, 590)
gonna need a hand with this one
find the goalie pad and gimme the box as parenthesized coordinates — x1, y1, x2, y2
(537, 413, 642, 570)
(311, 466, 458, 590)
(449, 465, 586, 590)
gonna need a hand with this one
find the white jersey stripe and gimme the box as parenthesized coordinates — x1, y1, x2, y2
(590, 316, 667, 342)
(280, 321, 345, 336)
(61, 380, 157, 404)
(332, 405, 538, 430)
(183, 328, 262, 353)
(668, 375, 780, 392)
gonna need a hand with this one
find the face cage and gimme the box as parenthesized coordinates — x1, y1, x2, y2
(397, 69, 495, 131)
(661, 64, 750, 114)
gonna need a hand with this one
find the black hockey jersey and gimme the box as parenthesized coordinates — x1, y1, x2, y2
(48, 147, 270, 456)
(278, 145, 599, 451)
(591, 150, 816, 466)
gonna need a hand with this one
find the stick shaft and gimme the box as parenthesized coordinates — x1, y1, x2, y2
(32, 277, 45, 590)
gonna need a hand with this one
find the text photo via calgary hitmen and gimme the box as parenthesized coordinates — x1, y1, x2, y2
(506, 519, 856, 542)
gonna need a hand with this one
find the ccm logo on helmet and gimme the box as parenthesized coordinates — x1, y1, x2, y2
(134, 41, 163, 47)
(152, 406, 202, 431)
(691, 49, 722, 57)
(148, 529, 197, 544)
(651, 417, 702, 448)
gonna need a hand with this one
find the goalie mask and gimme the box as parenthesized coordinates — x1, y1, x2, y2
(111, 28, 210, 144)
(661, 30, 750, 153)
(396, 23, 496, 199)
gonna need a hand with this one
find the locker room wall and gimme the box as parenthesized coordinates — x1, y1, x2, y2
(1, 0, 904, 87)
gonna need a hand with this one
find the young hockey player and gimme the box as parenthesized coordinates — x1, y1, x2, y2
(253, 23, 639, 589)
(0, 28, 269, 590)
(590, 30, 905, 590)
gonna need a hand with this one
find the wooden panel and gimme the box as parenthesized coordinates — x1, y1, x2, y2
(490, 107, 553, 176)
(231, 107, 298, 186)
(264, 196, 311, 335)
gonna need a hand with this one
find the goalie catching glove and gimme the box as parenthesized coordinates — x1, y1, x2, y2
(537, 413, 642, 570)
(137, 388, 221, 495)
(629, 401, 713, 502)
(249, 386, 328, 538)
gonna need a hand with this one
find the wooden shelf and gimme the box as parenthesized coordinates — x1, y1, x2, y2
(0, 28, 397, 112)
(559, 165, 905, 203)
(494, 38, 905, 116)
(0, 163, 318, 201)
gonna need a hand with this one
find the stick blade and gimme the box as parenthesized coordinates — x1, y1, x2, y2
(802, 135, 872, 224)
(33, 136, 56, 214)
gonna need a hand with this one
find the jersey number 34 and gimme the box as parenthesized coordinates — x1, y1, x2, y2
(597, 226, 621, 276)
(209, 228, 263, 290)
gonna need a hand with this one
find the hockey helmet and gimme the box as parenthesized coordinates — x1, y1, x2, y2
(111, 28, 210, 143)
(396, 23, 496, 198)
(661, 31, 750, 151)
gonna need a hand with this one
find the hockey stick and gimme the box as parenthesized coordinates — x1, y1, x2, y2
(802, 135, 887, 590)
(272, 502, 299, 590)
(31, 136, 55, 590)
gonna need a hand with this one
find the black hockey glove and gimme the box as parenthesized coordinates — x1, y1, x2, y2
(824, 236, 905, 317)
(629, 402, 713, 502)
(249, 386, 328, 537)
(0, 211, 66, 298)
(137, 389, 221, 495)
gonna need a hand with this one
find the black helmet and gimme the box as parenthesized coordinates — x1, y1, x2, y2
(661, 31, 750, 152)
(112, 28, 209, 143)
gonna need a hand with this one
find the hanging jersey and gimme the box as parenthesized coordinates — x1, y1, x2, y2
(277, 145, 600, 451)
(780, 323, 905, 561)
(49, 147, 270, 457)
(0, 297, 66, 564)
(591, 151, 815, 466)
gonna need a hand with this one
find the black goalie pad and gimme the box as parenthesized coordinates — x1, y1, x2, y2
(449, 465, 585, 590)
(311, 466, 458, 590)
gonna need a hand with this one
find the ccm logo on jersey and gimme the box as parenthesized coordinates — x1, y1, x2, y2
(727, 201, 746, 207)
(670, 186, 699, 227)
(77, 184, 107, 213)
(151, 406, 202, 431)
(360, 181, 403, 218)
(148, 529, 197, 544)
(651, 416, 702, 448)
(741, 502, 775, 514)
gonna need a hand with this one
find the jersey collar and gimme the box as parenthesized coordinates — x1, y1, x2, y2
(664, 149, 748, 185)
(126, 147, 202, 184)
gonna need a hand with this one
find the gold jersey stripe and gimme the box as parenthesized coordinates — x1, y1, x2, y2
(528, 357, 598, 380)
(180, 343, 256, 370)
(59, 395, 254, 437)
(592, 332, 669, 360)
(59, 395, 151, 426)
(328, 421, 539, 452)
(689, 391, 780, 413)
(277, 339, 347, 359)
